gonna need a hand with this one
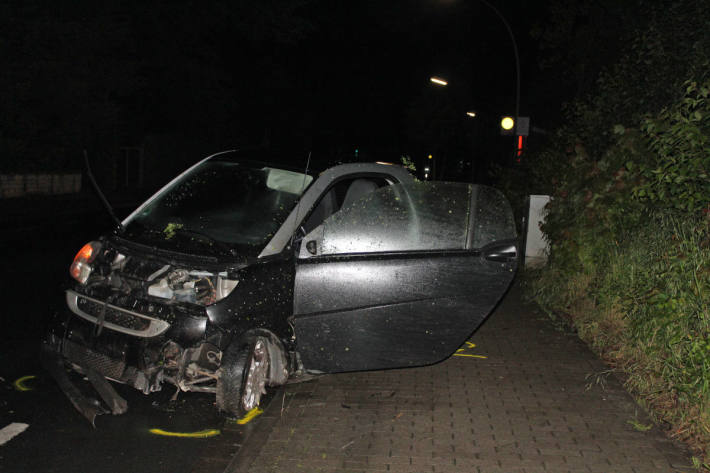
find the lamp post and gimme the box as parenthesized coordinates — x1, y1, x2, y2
(429, 1, 521, 169)
(477, 0, 520, 132)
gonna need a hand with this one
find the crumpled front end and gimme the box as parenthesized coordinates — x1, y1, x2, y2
(44, 238, 241, 422)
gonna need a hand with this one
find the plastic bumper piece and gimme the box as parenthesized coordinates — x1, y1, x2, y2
(41, 341, 128, 426)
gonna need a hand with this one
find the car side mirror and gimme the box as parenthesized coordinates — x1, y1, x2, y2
(298, 224, 325, 259)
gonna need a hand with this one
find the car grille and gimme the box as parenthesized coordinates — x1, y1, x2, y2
(76, 297, 151, 331)
(66, 290, 170, 338)
(63, 339, 126, 380)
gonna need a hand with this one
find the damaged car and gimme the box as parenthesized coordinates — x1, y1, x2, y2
(42, 149, 518, 423)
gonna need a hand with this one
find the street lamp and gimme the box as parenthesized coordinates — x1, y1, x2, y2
(500, 116, 514, 131)
(431, 1, 521, 166)
(435, 1, 521, 133)
(477, 0, 520, 132)
(466, 111, 477, 118)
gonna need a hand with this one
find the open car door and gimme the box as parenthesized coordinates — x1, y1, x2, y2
(293, 182, 518, 373)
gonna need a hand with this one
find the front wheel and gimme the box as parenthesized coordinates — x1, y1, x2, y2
(216, 336, 270, 417)
(241, 337, 269, 412)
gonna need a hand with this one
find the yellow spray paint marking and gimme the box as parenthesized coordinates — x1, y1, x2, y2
(454, 342, 487, 359)
(13, 375, 37, 392)
(148, 428, 220, 438)
(236, 407, 263, 425)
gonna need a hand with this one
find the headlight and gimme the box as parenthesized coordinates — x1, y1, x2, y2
(69, 241, 102, 284)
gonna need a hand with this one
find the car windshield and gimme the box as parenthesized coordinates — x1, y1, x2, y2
(123, 158, 313, 257)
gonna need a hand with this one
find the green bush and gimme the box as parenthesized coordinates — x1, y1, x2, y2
(635, 80, 710, 212)
(524, 78, 710, 459)
(507, 0, 710, 460)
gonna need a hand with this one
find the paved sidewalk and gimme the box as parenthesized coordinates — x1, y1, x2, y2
(239, 285, 693, 473)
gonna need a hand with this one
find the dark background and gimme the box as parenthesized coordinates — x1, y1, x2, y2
(0, 0, 567, 189)
(0, 0, 641, 241)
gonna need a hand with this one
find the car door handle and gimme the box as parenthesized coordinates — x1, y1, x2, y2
(484, 243, 517, 262)
(306, 240, 318, 255)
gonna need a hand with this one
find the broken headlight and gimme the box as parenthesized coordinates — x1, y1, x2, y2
(69, 241, 102, 284)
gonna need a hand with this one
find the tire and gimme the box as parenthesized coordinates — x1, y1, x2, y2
(216, 336, 270, 417)
(240, 337, 270, 412)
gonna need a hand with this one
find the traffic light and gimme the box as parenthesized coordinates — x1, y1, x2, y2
(516, 117, 530, 136)
(516, 135, 525, 162)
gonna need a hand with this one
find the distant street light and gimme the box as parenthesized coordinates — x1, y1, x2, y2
(500, 116, 514, 131)
(426, 78, 478, 182)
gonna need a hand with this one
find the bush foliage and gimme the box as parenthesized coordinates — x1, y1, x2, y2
(507, 0, 710, 460)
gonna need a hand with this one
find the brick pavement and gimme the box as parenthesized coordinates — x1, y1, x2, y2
(238, 285, 694, 473)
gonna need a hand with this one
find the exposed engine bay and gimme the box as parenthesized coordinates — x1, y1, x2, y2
(45, 240, 247, 420)
(147, 267, 234, 306)
(87, 245, 239, 307)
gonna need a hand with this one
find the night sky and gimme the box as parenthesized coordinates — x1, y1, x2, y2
(1, 0, 557, 183)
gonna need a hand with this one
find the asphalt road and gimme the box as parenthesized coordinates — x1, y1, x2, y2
(0, 224, 261, 473)
(0, 371, 235, 473)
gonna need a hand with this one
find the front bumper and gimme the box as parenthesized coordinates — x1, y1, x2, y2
(41, 341, 127, 426)
(66, 289, 170, 338)
(45, 312, 155, 392)
(44, 287, 224, 422)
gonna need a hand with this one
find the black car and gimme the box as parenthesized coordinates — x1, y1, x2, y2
(43, 149, 518, 423)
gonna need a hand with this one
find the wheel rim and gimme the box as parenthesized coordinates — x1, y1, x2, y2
(242, 338, 268, 411)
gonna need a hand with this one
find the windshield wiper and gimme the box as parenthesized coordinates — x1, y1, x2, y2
(125, 224, 237, 258)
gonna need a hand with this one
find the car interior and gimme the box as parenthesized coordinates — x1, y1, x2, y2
(302, 176, 388, 234)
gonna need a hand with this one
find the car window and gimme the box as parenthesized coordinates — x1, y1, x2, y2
(124, 161, 313, 256)
(301, 176, 388, 234)
(303, 182, 472, 256)
(470, 186, 517, 248)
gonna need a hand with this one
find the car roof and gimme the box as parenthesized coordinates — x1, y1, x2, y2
(212, 147, 407, 178)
